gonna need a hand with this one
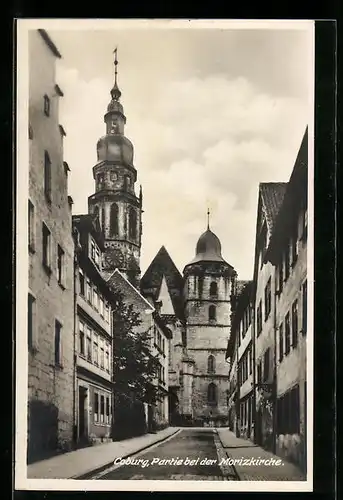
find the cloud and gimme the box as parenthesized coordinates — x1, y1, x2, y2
(56, 40, 309, 280)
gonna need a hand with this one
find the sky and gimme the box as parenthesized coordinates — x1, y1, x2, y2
(48, 21, 313, 279)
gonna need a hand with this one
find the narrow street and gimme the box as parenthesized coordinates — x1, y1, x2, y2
(95, 428, 234, 480)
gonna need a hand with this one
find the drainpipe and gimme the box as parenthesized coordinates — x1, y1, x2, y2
(72, 230, 78, 448)
(252, 294, 257, 445)
(272, 269, 278, 455)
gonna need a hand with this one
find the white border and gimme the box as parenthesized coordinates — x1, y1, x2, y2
(15, 18, 315, 492)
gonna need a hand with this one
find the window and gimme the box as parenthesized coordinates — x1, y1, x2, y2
(249, 347, 252, 375)
(179, 370, 183, 388)
(285, 312, 291, 355)
(264, 278, 272, 321)
(101, 208, 106, 234)
(28, 200, 35, 251)
(257, 362, 262, 385)
(302, 280, 307, 335)
(210, 281, 218, 297)
(124, 175, 131, 190)
(207, 383, 217, 405)
(110, 170, 117, 182)
(209, 305, 216, 321)
(57, 245, 65, 286)
(207, 355, 215, 374)
(79, 321, 85, 356)
(95, 247, 101, 268)
(94, 393, 99, 422)
(42, 223, 51, 270)
(277, 385, 300, 435)
(93, 205, 99, 221)
(292, 300, 299, 348)
(79, 269, 85, 296)
(93, 288, 99, 310)
(100, 340, 105, 369)
(106, 397, 111, 424)
(256, 300, 262, 335)
(105, 344, 110, 372)
(86, 327, 92, 361)
(100, 395, 105, 423)
(87, 278, 92, 303)
(279, 322, 284, 362)
(43, 94, 50, 116)
(93, 334, 99, 365)
(99, 296, 104, 317)
(28, 293, 35, 350)
(44, 151, 51, 202)
(110, 203, 119, 236)
(129, 208, 137, 240)
(91, 239, 96, 261)
(263, 348, 270, 382)
(162, 337, 165, 354)
(285, 244, 290, 281)
(54, 320, 62, 366)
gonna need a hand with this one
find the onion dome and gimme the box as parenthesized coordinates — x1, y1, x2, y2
(96, 134, 134, 165)
(189, 228, 226, 265)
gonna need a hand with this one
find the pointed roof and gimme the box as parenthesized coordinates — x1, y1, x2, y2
(259, 182, 288, 232)
(105, 268, 155, 312)
(140, 246, 184, 321)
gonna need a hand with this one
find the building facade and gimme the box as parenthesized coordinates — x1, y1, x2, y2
(266, 129, 308, 472)
(252, 182, 287, 452)
(27, 29, 75, 462)
(72, 214, 114, 446)
(88, 52, 142, 288)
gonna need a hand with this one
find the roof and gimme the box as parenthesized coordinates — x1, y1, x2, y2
(140, 246, 184, 321)
(72, 213, 104, 250)
(106, 269, 155, 312)
(186, 228, 227, 265)
(38, 29, 62, 59)
(266, 128, 308, 262)
(260, 182, 288, 232)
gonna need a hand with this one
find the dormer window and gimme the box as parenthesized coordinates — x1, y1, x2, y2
(43, 94, 50, 116)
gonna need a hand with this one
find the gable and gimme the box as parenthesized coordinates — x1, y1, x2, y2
(157, 275, 175, 315)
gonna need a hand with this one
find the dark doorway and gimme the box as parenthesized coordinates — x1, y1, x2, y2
(78, 387, 88, 440)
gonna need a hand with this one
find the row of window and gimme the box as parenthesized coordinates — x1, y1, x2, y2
(97, 172, 132, 189)
(154, 326, 166, 355)
(28, 293, 63, 366)
(256, 277, 272, 335)
(192, 280, 218, 297)
(257, 347, 271, 384)
(29, 201, 67, 286)
(93, 203, 137, 240)
(90, 237, 101, 269)
(79, 320, 111, 372)
(93, 391, 112, 425)
(238, 304, 252, 342)
(278, 281, 307, 361)
(238, 345, 253, 386)
(156, 362, 166, 385)
(78, 268, 111, 323)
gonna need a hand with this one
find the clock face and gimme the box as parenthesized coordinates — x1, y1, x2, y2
(104, 249, 124, 269)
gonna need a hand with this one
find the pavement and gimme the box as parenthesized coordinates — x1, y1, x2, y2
(97, 428, 225, 480)
(27, 427, 180, 479)
(216, 428, 306, 481)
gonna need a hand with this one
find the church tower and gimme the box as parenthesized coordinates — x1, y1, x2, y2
(182, 211, 237, 424)
(88, 49, 142, 286)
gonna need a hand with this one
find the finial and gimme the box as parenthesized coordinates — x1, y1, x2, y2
(207, 208, 210, 230)
(111, 47, 121, 101)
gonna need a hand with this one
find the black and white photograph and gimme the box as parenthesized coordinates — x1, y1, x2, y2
(15, 19, 314, 492)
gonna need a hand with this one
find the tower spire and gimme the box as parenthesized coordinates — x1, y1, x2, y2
(110, 47, 121, 101)
(207, 207, 210, 230)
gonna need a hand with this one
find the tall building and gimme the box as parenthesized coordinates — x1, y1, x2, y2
(252, 182, 287, 452)
(72, 214, 114, 446)
(27, 29, 74, 462)
(182, 221, 237, 425)
(88, 50, 142, 288)
(142, 219, 237, 426)
(265, 128, 308, 471)
(226, 281, 254, 441)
